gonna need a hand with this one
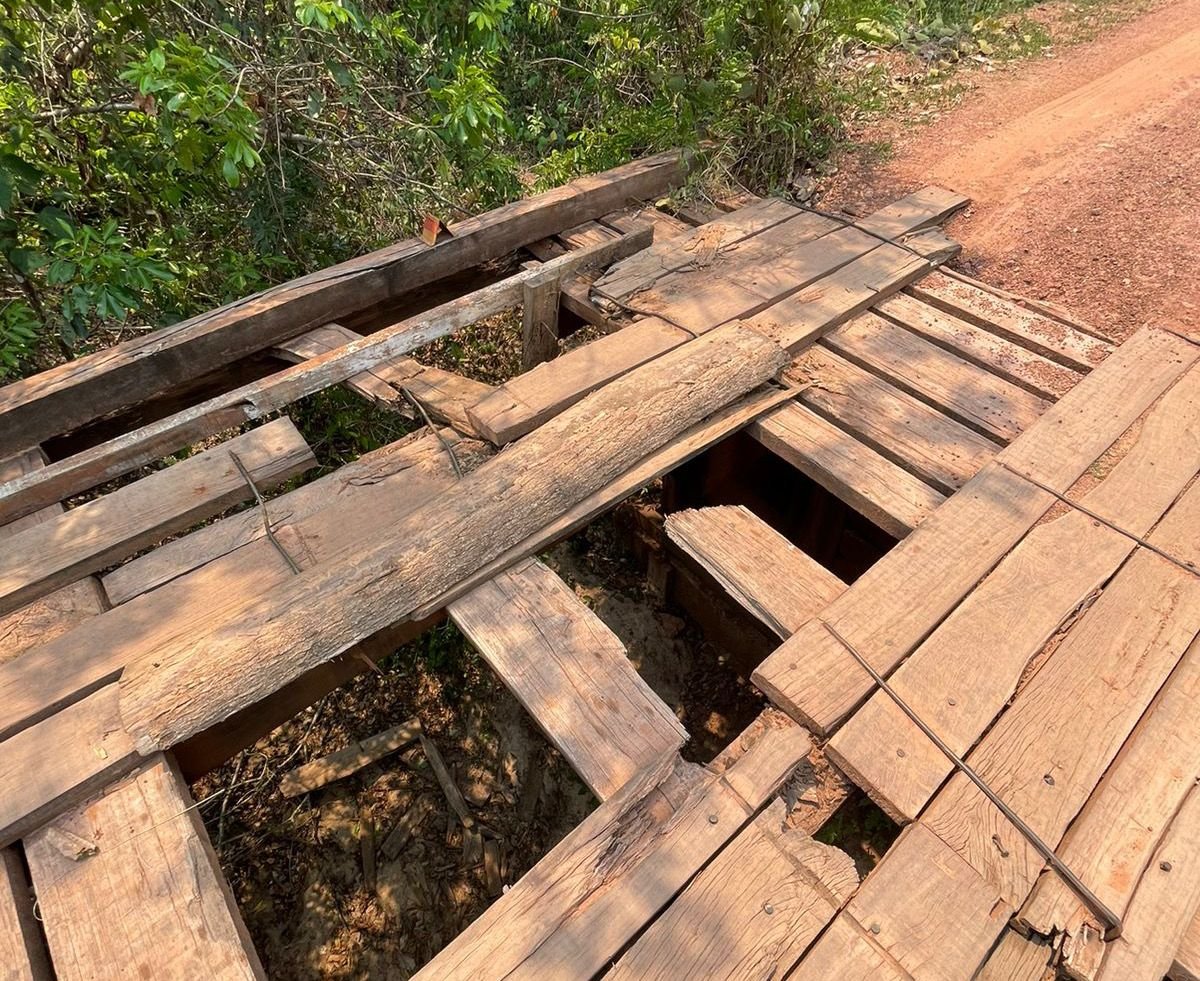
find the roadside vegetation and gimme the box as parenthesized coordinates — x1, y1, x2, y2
(1, 0, 1066, 379)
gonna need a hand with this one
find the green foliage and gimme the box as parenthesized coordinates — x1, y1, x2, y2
(0, 0, 1038, 380)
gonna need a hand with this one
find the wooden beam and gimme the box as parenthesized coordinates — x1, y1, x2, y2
(0, 418, 314, 617)
(449, 557, 687, 800)
(0, 230, 648, 526)
(25, 753, 266, 980)
(0, 150, 690, 457)
(749, 401, 945, 539)
(279, 718, 421, 797)
(521, 267, 563, 370)
(118, 323, 789, 753)
(0, 847, 51, 981)
(976, 930, 1058, 981)
(664, 505, 845, 638)
(752, 327, 1199, 737)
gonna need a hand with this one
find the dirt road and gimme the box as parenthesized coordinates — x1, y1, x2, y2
(826, 0, 1200, 342)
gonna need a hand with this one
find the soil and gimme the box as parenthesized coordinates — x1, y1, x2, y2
(822, 0, 1200, 342)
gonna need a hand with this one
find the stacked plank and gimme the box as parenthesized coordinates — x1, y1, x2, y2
(746, 325, 1200, 978)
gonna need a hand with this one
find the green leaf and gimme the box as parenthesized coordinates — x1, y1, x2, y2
(8, 248, 46, 276)
(149, 47, 166, 71)
(37, 206, 73, 238)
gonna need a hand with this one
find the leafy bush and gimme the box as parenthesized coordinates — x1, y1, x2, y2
(0, 0, 1033, 379)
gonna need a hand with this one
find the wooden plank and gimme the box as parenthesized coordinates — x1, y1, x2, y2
(279, 718, 421, 797)
(1017, 630, 1200, 947)
(923, 482, 1200, 909)
(663, 505, 845, 638)
(413, 716, 811, 980)
(745, 242, 934, 353)
(0, 430, 482, 744)
(1172, 911, 1200, 981)
(750, 401, 945, 538)
(449, 556, 686, 800)
(0, 450, 108, 666)
(854, 186, 969, 239)
(824, 312, 1050, 442)
(593, 196, 800, 302)
(829, 362, 1200, 821)
(119, 325, 789, 754)
(469, 317, 689, 446)
(0, 418, 314, 617)
(0, 149, 689, 457)
(25, 754, 266, 980)
(0, 684, 139, 848)
(877, 291, 1082, 399)
(975, 930, 1056, 981)
(753, 327, 1199, 737)
(788, 914, 907, 981)
(909, 271, 1112, 371)
(790, 346, 996, 494)
(600, 206, 691, 241)
(0, 847, 51, 981)
(792, 823, 1009, 981)
(1095, 785, 1200, 981)
(271, 323, 400, 402)
(0, 230, 648, 526)
(605, 798, 858, 981)
(521, 270, 561, 370)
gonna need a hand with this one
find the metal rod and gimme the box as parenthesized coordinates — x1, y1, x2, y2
(400, 387, 463, 478)
(996, 459, 1199, 578)
(820, 619, 1123, 939)
(228, 448, 302, 574)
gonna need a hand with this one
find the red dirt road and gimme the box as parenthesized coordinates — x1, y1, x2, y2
(826, 0, 1200, 342)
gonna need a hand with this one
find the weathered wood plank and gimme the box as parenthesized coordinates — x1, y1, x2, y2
(0, 150, 689, 457)
(413, 715, 810, 980)
(664, 505, 845, 638)
(1172, 911, 1200, 981)
(854, 186, 969, 240)
(753, 327, 1199, 736)
(877, 291, 1081, 399)
(0, 846, 51, 981)
(909, 271, 1112, 371)
(605, 798, 858, 981)
(0, 418, 314, 617)
(119, 325, 789, 753)
(788, 914, 907, 981)
(448, 556, 687, 800)
(271, 323, 401, 402)
(789, 345, 996, 494)
(279, 718, 421, 797)
(829, 362, 1200, 821)
(25, 754, 266, 980)
(792, 823, 1009, 981)
(750, 400, 945, 538)
(0, 430, 482, 744)
(1095, 785, 1200, 981)
(520, 271, 562, 370)
(924, 482, 1200, 909)
(824, 312, 1050, 442)
(975, 930, 1056, 981)
(0, 684, 139, 848)
(468, 316, 689, 446)
(0, 230, 646, 526)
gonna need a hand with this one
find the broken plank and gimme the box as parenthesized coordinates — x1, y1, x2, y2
(605, 798, 858, 981)
(752, 326, 1199, 737)
(25, 753, 266, 980)
(413, 716, 810, 980)
(0, 150, 690, 458)
(0, 230, 647, 526)
(0, 846, 51, 981)
(877, 290, 1081, 400)
(750, 400, 945, 538)
(829, 360, 1200, 821)
(664, 505, 845, 638)
(923, 483, 1200, 908)
(279, 718, 421, 797)
(824, 312, 1050, 442)
(909, 271, 1112, 372)
(467, 316, 689, 445)
(854, 186, 969, 240)
(0, 684, 139, 848)
(0, 417, 315, 617)
(119, 324, 789, 755)
(449, 556, 686, 800)
(790, 345, 996, 494)
(271, 323, 400, 402)
(975, 929, 1057, 981)
(1095, 784, 1200, 981)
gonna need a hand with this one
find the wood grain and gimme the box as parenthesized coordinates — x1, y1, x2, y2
(0, 847, 51, 981)
(25, 754, 266, 980)
(449, 556, 686, 800)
